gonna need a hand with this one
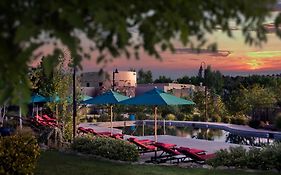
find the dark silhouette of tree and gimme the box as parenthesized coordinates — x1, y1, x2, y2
(154, 76, 173, 83)
(137, 69, 153, 84)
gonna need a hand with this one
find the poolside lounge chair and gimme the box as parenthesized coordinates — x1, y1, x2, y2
(128, 137, 157, 153)
(85, 128, 124, 139)
(176, 146, 215, 163)
(42, 114, 57, 122)
(77, 127, 89, 134)
(32, 115, 58, 127)
(151, 142, 188, 164)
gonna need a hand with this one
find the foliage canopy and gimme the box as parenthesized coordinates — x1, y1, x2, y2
(0, 0, 279, 104)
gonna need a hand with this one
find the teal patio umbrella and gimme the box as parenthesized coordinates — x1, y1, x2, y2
(81, 95, 92, 102)
(30, 94, 48, 103)
(82, 90, 129, 134)
(120, 87, 195, 142)
(30, 94, 48, 116)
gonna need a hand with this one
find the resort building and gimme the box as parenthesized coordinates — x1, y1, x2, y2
(136, 83, 198, 98)
(80, 70, 137, 97)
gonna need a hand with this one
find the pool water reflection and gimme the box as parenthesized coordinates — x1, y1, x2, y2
(119, 125, 273, 146)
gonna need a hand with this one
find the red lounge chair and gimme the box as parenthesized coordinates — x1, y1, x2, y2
(42, 114, 57, 122)
(32, 115, 57, 127)
(85, 128, 123, 139)
(127, 137, 157, 153)
(77, 127, 89, 134)
(110, 133, 124, 140)
(176, 147, 206, 155)
(128, 137, 154, 144)
(152, 142, 188, 163)
(85, 129, 110, 137)
(176, 147, 215, 163)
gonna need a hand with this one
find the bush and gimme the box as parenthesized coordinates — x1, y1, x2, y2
(248, 120, 261, 129)
(231, 114, 248, 125)
(207, 143, 281, 171)
(71, 137, 139, 161)
(228, 146, 247, 168)
(166, 114, 176, 120)
(185, 114, 193, 121)
(192, 114, 200, 121)
(246, 147, 262, 169)
(221, 115, 231, 123)
(176, 113, 185, 121)
(274, 113, 281, 130)
(135, 112, 147, 120)
(211, 114, 221, 122)
(97, 114, 110, 122)
(70, 137, 94, 153)
(0, 133, 40, 174)
(206, 149, 230, 168)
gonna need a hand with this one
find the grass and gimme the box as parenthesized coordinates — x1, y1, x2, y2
(35, 150, 278, 175)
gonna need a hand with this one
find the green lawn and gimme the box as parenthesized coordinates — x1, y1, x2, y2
(35, 151, 278, 175)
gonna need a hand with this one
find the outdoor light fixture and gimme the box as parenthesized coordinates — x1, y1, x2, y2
(200, 61, 207, 121)
(112, 68, 119, 91)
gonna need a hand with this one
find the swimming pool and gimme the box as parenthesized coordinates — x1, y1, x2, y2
(118, 120, 278, 146)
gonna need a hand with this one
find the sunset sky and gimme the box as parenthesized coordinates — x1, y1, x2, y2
(33, 9, 281, 80)
(81, 28, 281, 79)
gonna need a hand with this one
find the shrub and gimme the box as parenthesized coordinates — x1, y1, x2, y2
(228, 146, 247, 168)
(231, 114, 248, 125)
(208, 146, 247, 168)
(97, 114, 110, 122)
(211, 114, 221, 122)
(166, 114, 176, 120)
(70, 137, 94, 153)
(71, 137, 139, 161)
(135, 112, 147, 120)
(246, 147, 262, 169)
(274, 112, 281, 130)
(192, 114, 200, 121)
(207, 143, 281, 171)
(0, 134, 40, 174)
(206, 149, 230, 168)
(248, 120, 261, 129)
(176, 113, 185, 121)
(221, 115, 231, 123)
(185, 114, 193, 121)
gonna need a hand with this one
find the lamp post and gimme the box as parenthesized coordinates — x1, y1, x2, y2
(112, 68, 119, 91)
(200, 62, 207, 121)
(72, 66, 77, 139)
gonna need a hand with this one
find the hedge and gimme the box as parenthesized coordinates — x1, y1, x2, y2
(207, 144, 281, 171)
(71, 137, 139, 162)
(0, 133, 40, 174)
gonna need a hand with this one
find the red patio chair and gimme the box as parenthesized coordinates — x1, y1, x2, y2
(77, 127, 89, 134)
(42, 114, 57, 122)
(176, 146, 215, 163)
(152, 142, 188, 163)
(127, 137, 157, 153)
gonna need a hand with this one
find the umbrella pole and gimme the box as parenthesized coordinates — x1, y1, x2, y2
(154, 106, 158, 163)
(110, 105, 113, 136)
(154, 106, 158, 142)
(36, 104, 39, 116)
(19, 106, 22, 129)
